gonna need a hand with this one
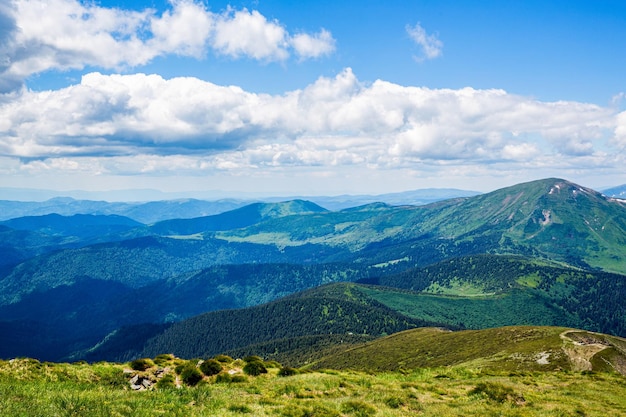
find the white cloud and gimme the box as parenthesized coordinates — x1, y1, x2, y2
(406, 22, 443, 61)
(291, 29, 336, 59)
(0, 68, 620, 185)
(149, 0, 213, 57)
(211, 8, 289, 61)
(0, 0, 336, 90)
(614, 111, 626, 149)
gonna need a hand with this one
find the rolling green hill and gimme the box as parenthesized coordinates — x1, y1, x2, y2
(0, 264, 368, 361)
(0, 196, 249, 223)
(83, 282, 442, 362)
(3, 342, 626, 417)
(311, 326, 626, 375)
(81, 252, 626, 364)
(147, 199, 327, 236)
(362, 254, 626, 336)
(0, 214, 144, 271)
(0, 213, 143, 238)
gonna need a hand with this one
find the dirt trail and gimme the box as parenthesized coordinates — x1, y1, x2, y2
(559, 330, 609, 371)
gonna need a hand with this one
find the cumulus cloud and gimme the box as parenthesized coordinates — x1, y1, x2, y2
(0, 0, 336, 90)
(291, 29, 336, 59)
(406, 22, 443, 61)
(211, 8, 289, 61)
(0, 68, 620, 181)
(614, 111, 626, 149)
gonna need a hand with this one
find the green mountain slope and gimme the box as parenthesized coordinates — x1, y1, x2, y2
(362, 254, 626, 336)
(312, 326, 626, 375)
(0, 264, 368, 361)
(0, 214, 144, 271)
(87, 283, 443, 362)
(215, 178, 626, 274)
(0, 235, 350, 305)
(2, 178, 626, 363)
(147, 199, 327, 235)
(3, 349, 626, 417)
(0, 213, 143, 237)
(85, 253, 626, 365)
(0, 196, 250, 223)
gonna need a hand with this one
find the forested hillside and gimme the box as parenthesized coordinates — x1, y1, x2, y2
(106, 283, 441, 361)
(1, 178, 626, 362)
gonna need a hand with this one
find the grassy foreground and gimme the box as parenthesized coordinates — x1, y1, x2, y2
(1, 356, 626, 416)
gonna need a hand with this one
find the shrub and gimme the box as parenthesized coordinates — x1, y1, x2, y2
(216, 373, 247, 383)
(214, 354, 233, 363)
(243, 361, 267, 376)
(265, 360, 282, 368)
(154, 354, 174, 366)
(231, 374, 247, 383)
(278, 366, 299, 377)
(243, 355, 263, 363)
(181, 366, 203, 386)
(130, 358, 154, 371)
(215, 373, 231, 383)
(93, 366, 127, 387)
(200, 359, 223, 376)
(156, 373, 176, 390)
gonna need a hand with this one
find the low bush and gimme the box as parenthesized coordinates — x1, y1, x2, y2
(214, 354, 233, 363)
(200, 359, 223, 376)
(216, 373, 247, 383)
(278, 366, 299, 377)
(265, 360, 282, 368)
(154, 354, 174, 366)
(180, 366, 203, 386)
(243, 361, 267, 376)
(93, 366, 127, 387)
(231, 374, 247, 383)
(216, 373, 232, 383)
(155, 373, 176, 390)
(129, 358, 154, 371)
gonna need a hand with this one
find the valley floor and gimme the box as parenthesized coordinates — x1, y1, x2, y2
(1, 358, 625, 416)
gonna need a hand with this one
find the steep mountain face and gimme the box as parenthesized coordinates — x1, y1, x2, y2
(456, 178, 626, 272)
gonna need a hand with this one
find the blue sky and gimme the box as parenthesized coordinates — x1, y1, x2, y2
(1, 0, 625, 198)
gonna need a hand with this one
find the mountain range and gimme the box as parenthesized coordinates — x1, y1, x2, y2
(0, 177, 625, 363)
(0, 187, 480, 223)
